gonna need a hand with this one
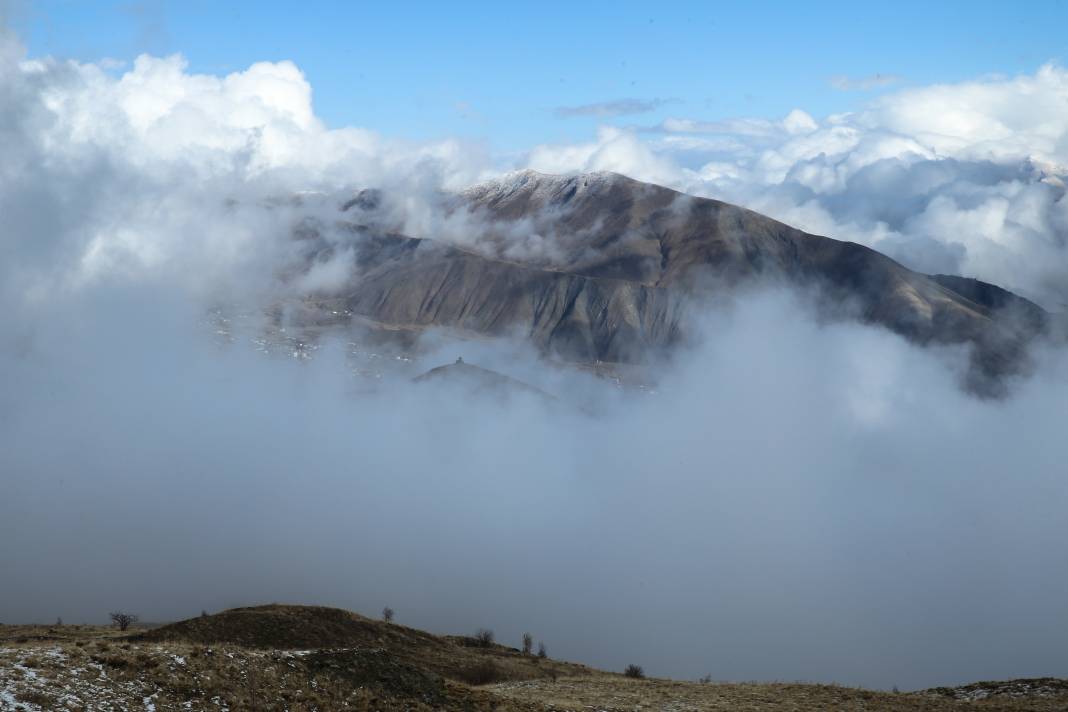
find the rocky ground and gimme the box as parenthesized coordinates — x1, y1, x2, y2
(2, 606, 1066, 711)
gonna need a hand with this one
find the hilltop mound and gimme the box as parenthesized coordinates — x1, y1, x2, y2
(135, 604, 588, 685)
(137, 604, 440, 651)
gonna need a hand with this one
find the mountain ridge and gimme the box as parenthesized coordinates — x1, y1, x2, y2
(299, 171, 1051, 393)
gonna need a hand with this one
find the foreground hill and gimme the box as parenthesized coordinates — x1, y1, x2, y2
(3, 605, 1068, 711)
(301, 171, 1051, 393)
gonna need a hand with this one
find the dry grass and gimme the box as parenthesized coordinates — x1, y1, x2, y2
(0, 637, 532, 711)
(490, 676, 1068, 712)
(1, 607, 1067, 711)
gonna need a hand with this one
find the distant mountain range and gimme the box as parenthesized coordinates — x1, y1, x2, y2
(294, 170, 1055, 394)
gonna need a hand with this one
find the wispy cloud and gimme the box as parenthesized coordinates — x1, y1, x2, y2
(829, 73, 902, 90)
(554, 97, 678, 118)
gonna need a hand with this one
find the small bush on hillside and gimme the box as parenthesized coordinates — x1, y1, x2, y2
(457, 659, 503, 685)
(522, 632, 533, 655)
(16, 691, 56, 708)
(474, 628, 494, 647)
(537, 641, 547, 658)
(698, 673, 712, 683)
(382, 606, 395, 623)
(624, 664, 645, 679)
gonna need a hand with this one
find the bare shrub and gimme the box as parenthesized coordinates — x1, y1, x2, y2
(698, 674, 712, 684)
(522, 632, 533, 655)
(109, 611, 139, 631)
(91, 653, 131, 669)
(624, 664, 645, 679)
(457, 659, 503, 685)
(136, 652, 159, 668)
(537, 641, 547, 658)
(16, 690, 56, 707)
(382, 606, 395, 623)
(474, 628, 494, 647)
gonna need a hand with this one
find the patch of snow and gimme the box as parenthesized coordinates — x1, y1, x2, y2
(13, 663, 38, 680)
(0, 689, 19, 709)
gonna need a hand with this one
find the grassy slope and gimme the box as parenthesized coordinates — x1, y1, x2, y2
(1, 605, 1066, 711)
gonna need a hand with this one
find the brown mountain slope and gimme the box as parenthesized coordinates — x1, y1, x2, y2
(457, 171, 1041, 347)
(306, 171, 1048, 390)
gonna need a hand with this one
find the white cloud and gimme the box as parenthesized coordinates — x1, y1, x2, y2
(526, 126, 681, 187)
(782, 108, 819, 135)
(0, 37, 497, 310)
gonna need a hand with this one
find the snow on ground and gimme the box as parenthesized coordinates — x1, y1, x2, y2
(0, 645, 153, 711)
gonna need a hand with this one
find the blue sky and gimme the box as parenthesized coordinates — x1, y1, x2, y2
(9, 0, 1068, 149)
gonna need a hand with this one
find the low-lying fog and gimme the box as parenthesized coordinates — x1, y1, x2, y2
(3, 281, 1068, 691)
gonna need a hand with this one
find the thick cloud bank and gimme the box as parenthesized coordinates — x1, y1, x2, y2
(2, 28, 1068, 693)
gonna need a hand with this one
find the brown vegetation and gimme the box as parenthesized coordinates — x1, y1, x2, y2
(2, 606, 1068, 711)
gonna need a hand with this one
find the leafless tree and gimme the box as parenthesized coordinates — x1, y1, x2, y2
(474, 628, 494, 647)
(624, 664, 644, 679)
(382, 606, 395, 623)
(109, 612, 138, 631)
(522, 632, 533, 655)
(537, 641, 547, 658)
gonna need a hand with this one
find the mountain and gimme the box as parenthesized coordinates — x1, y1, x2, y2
(299, 171, 1050, 393)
